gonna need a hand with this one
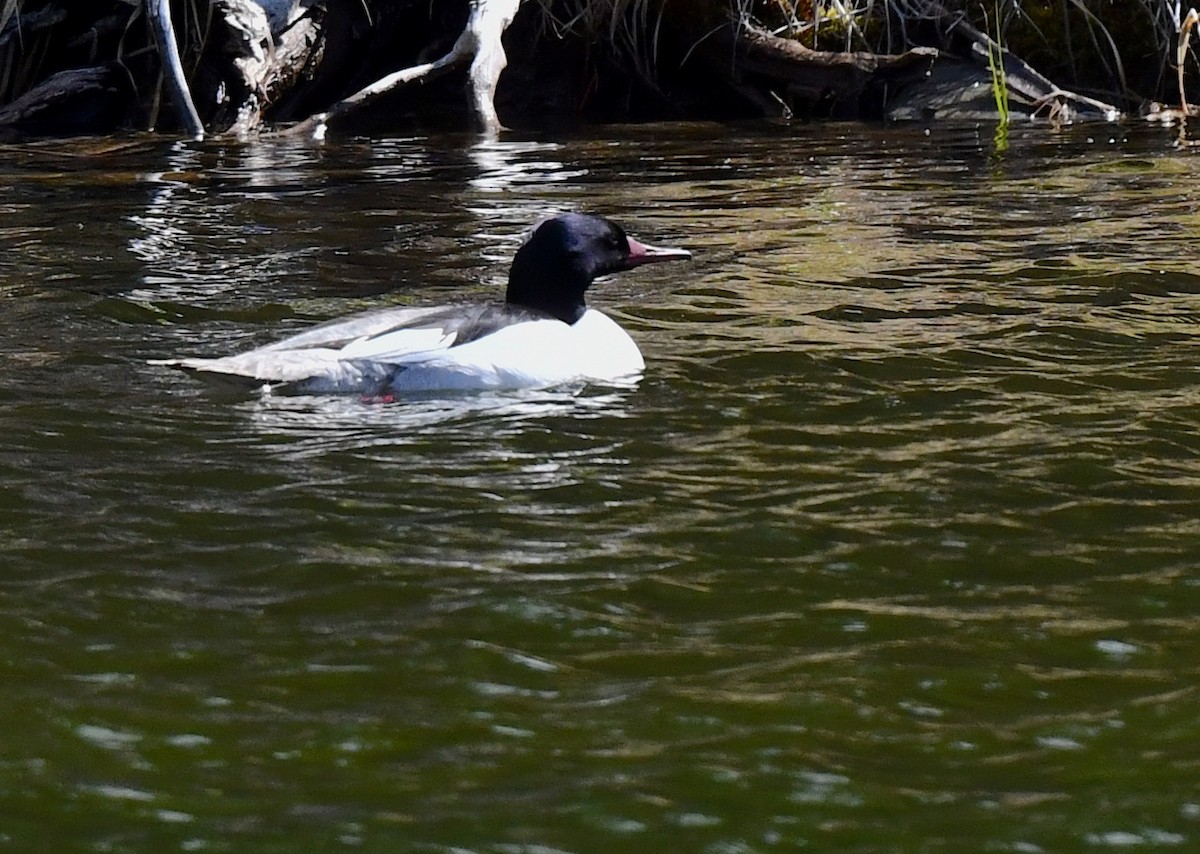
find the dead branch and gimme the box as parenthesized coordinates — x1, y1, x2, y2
(283, 0, 526, 140)
(147, 0, 204, 137)
(734, 21, 939, 101)
(466, 0, 523, 133)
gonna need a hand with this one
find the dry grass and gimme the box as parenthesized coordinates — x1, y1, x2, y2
(537, 0, 666, 83)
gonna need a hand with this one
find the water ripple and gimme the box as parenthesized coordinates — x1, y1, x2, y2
(1, 125, 1199, 852)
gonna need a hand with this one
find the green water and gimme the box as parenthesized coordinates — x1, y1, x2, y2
(2, 124, 1199, 852)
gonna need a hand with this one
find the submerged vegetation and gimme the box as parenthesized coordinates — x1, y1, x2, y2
(0, 0, 1197, 138)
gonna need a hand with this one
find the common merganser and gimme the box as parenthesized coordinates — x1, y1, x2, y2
(152, 213, 691, 395)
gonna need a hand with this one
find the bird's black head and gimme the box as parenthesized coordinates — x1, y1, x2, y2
(506, 213, 690, 324)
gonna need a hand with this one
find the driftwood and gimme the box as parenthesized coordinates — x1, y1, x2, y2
(283, 0, 526, 139)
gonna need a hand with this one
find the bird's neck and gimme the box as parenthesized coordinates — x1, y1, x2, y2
(506, 257, 588, 324)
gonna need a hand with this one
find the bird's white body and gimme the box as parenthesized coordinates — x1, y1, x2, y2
(157, 306, 645, 394)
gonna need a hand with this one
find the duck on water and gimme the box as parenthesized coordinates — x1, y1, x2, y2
(153, 214, 691, 395)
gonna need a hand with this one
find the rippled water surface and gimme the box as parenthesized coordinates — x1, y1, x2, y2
(3, 123, 1200, 852)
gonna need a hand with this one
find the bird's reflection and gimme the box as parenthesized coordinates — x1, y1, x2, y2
(244, 382, 639, 461)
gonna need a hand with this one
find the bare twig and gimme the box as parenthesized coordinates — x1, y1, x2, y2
(1178, 7, 1199, 114)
